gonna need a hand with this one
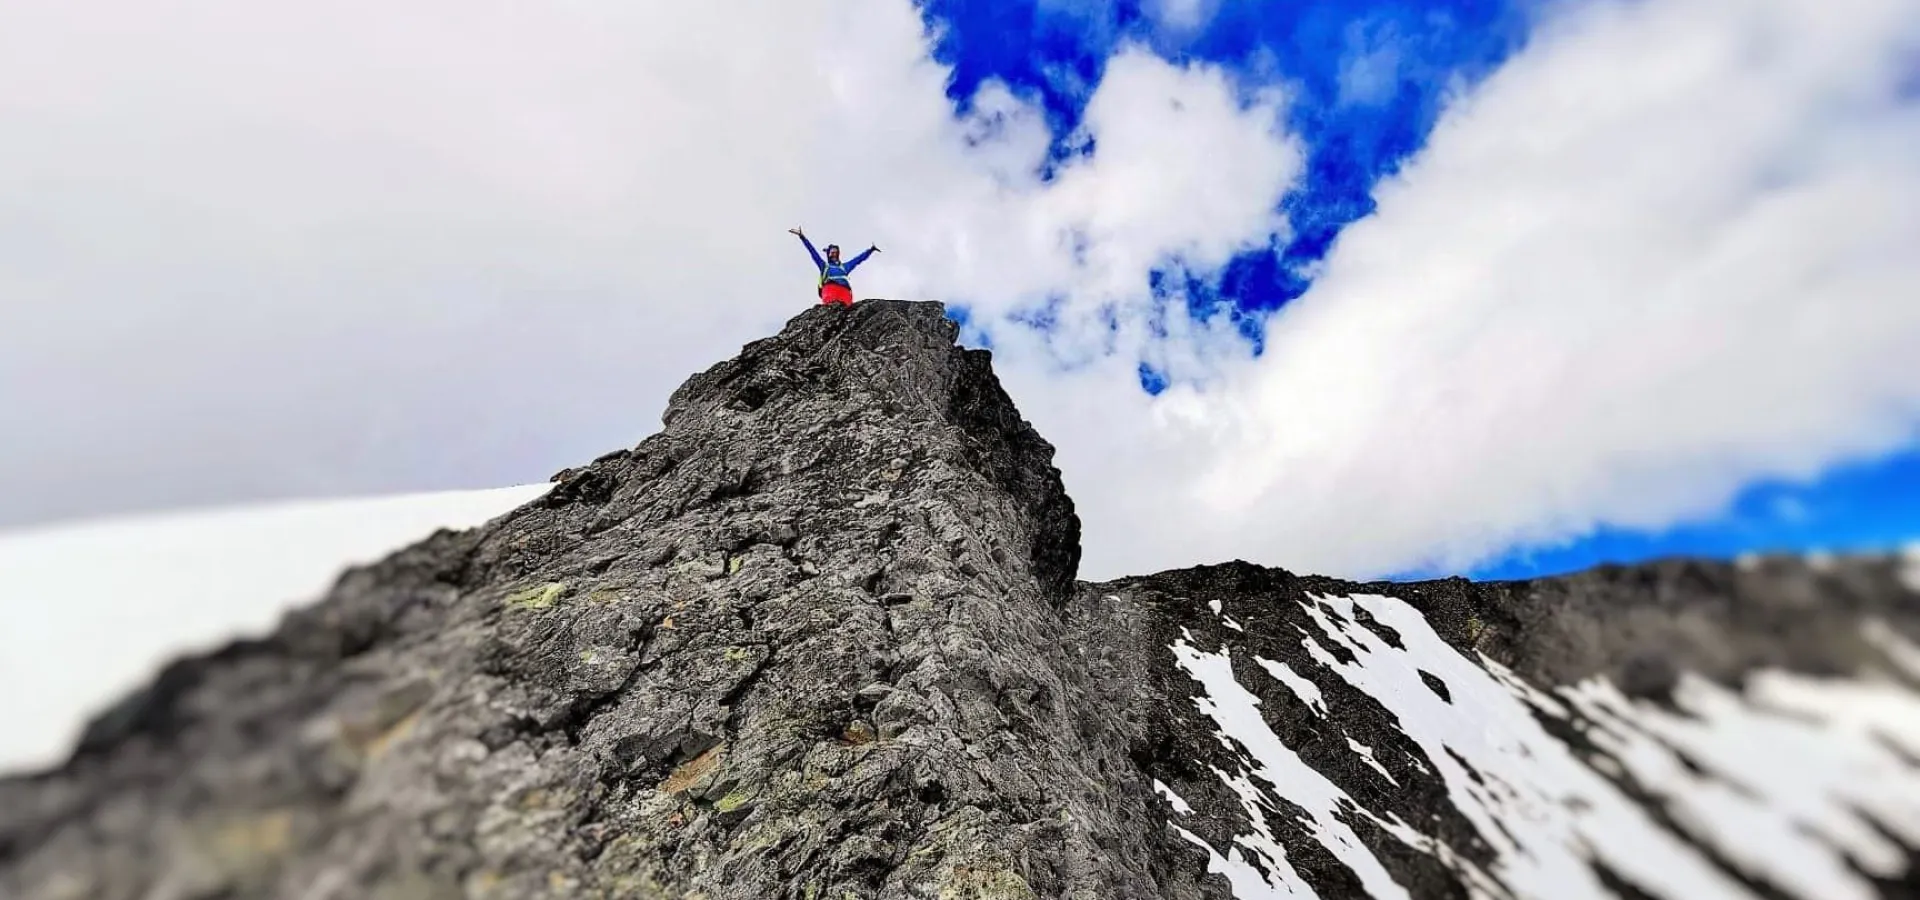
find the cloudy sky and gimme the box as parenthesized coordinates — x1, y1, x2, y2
(4, 0, 1918, 582)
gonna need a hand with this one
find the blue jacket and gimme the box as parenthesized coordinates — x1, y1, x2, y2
(797, 234, 874, 287)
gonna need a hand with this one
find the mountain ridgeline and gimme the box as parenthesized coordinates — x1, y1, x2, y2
(5, 300, 1919, 900)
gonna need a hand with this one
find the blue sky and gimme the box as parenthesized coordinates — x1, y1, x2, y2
(1457, 447, 1920, 580)
(916, 0, 1920, 579)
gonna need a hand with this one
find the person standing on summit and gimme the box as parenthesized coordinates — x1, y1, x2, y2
(789, 226, 878, 307)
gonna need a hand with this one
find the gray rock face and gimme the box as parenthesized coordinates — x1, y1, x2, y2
(4, 299, 1918, 900)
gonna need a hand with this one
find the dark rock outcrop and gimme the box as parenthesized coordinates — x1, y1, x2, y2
(4, 299, 1917, 900)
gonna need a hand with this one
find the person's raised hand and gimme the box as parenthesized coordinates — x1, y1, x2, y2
(789, 227, 804, 236)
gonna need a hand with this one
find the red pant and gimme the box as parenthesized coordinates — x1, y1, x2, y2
(819, 282, 853, 306)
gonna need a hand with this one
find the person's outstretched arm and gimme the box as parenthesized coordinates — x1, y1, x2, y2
(843, 244, 878, 272)
(790, 227, 824, 269)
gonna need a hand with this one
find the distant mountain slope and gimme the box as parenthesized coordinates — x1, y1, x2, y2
(1099, 559, 1920, 900)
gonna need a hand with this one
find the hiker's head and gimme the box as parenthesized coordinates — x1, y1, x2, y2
(825, 244, 841, 262)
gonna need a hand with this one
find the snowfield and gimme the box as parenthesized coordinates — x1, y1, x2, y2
(1169, 591, 1920, 900)
(0, 485, 549, 775)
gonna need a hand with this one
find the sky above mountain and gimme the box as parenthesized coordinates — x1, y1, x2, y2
(3, 0, 1917, 581)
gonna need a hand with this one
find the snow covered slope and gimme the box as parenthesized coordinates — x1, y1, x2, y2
(0, 485, 549, 774)
(1117, 559, 1920, 900)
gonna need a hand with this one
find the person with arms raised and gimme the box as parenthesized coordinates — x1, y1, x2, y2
(790, 227, 877, 307)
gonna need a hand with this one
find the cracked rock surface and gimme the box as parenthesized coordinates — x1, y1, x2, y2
(4, 299, 1918, 900)
(0, 301, 1196, 900)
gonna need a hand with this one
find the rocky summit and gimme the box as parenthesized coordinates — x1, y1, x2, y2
(4, 299, 1919, 900)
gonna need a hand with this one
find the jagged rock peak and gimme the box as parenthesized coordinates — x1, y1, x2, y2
(2, 298, 1160, 900)
(569, 298, 1081, 598)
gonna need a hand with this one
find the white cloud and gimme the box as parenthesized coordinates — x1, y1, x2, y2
(877, 45, 1303, 369)
(0, 0, 917, 522)
(1042, 0, 1920, 579)
(0, 0, 1299, 533)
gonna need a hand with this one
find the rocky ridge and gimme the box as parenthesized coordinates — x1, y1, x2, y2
(3, 299, 1918, 900)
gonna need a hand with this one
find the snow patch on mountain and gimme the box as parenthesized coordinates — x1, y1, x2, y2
(1171, 590, 1920, 899)
(1565, 672, 1920, 900)
(1173, 633, 1421, 900)
(1256, 657, 1326, 717)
